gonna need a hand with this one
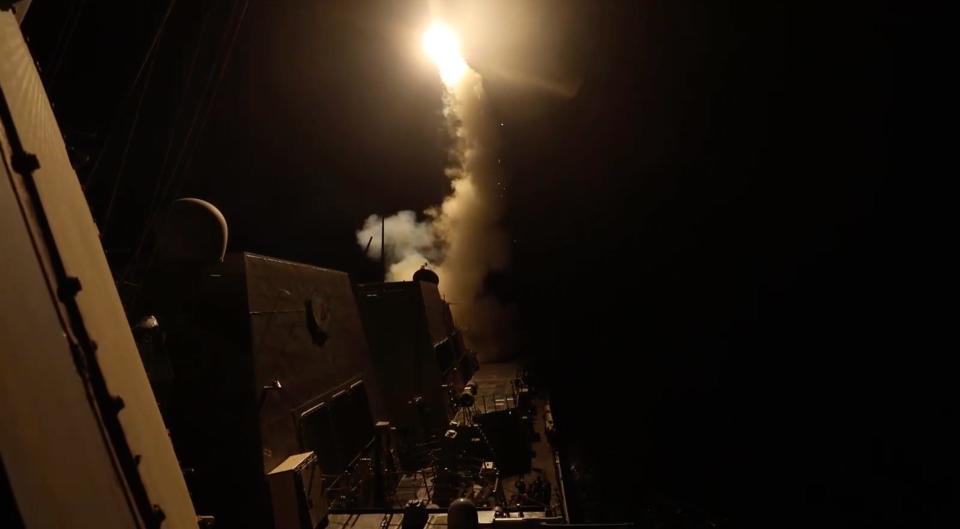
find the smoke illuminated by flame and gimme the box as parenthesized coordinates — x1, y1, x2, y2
(357, 22, 514, 360)
(422, 23, 468, 86)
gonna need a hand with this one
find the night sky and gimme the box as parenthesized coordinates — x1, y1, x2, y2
(22, 1, 945, 526)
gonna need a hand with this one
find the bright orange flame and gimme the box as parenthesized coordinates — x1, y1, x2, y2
(422, 23, 468, 86)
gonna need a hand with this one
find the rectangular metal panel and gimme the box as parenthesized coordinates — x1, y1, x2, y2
(299, 402, 342, 475)
(244, 253, 374, 473)
(1, 113, 137, 529)
(355, 282, 450, 441)
(419, 282, 455, 347)
(0, 11, 197, 528)
(267, 452, 327, 529)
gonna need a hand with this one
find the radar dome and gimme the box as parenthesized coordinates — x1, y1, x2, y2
(413, 266, 439, 285)
(155, 198, 228, 264)
(447, 498, 478, 529)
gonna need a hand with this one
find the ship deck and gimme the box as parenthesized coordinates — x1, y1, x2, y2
(330, 362, 566, 521)
(471, 363, 563, 516)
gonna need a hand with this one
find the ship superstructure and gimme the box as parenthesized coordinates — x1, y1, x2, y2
(1, 10, 567, 527)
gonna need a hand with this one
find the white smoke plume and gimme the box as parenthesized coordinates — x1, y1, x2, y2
(356, 210, 441, 284)
(355, 67, 515, 361)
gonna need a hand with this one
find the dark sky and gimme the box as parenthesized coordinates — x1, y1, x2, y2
(23, 1, 946, 526)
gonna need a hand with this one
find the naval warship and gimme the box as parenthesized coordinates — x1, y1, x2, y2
(0, 7, 591, 528)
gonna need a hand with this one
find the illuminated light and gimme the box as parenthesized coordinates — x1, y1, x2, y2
(422, 23, 468, 87)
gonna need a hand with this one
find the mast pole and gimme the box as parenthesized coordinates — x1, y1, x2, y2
(381, 214, 386, 280)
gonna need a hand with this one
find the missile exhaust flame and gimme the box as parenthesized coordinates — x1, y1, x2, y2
(357, 23, 514, 360)
(422, 23, 468, 87)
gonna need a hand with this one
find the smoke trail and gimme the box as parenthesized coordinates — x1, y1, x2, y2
(355, 68, 514, 361)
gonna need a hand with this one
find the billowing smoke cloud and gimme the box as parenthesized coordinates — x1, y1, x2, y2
(356, 69, 514, 361)
(356, 210, 441, 285)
